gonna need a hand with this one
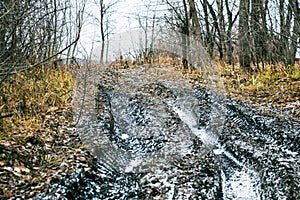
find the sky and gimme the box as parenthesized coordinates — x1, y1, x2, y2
(77, 0, 300, 60)
(78, 0, 144, 59)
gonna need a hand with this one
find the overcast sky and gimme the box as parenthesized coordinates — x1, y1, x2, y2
(77, 0, 300, 60)
(78, 0, 144, 57)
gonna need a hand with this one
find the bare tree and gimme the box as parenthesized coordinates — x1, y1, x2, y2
(93, 0, 120, 64)
(238, 0, 251, 70)
(278, 0, 300, 66)
(224, 0, 239, 68)
(158, 0, 299, 70)
(163, 0, 195, 69)
(189, 0, 202, 40)
(0, 0, 86, 85)
(201, 0, 214, 57)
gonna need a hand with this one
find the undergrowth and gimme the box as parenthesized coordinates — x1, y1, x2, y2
(0, 66, 74, 143)
(219, 63, 300, 104)
(1, 60, 299, 141)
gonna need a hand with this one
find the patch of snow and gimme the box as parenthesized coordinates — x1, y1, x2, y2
(171, 106, 217, 147)
(124, 157, 142, 173)
(121, 134, 129, 140)
(225, 168, 261, 200)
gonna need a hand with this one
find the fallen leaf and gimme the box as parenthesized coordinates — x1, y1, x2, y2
(3, 189, 13, 198)
(78, 157, 86, 162)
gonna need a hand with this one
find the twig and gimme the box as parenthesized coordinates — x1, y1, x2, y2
(0, 113, 14, 119)
(0, 34, 80, 86)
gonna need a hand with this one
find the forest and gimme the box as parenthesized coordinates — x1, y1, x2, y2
(0, 0, 299, 199)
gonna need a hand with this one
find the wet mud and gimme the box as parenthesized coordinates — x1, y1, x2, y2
(37, 65, 299, 199)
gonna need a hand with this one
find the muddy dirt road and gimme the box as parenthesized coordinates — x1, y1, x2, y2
(37, 65, 299, 199)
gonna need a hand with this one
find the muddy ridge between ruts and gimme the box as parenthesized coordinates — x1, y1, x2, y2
(37, 65, 299, 199)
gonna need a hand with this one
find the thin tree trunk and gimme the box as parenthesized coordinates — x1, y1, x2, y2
(287, 0, 300, 65)
(225, 0, 238, 68)
(202, 0, 213, 57)
(100, 0, 105, 64)
(217, 0, 226, 62)
(182, 0, 190, 70)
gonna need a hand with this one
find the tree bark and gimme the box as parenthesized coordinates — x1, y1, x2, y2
(100, 0, 105, 64)
(202, 0, 214, 57)
(189, 0, 201, 40)
(287, 0, 300, 65)
(225, 0, 239, 67)
(238, 0, 251, 70)
(217, 0, 226, 61)
(182, 0, 190, 69)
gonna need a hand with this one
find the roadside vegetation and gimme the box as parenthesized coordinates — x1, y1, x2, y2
(0, 65, 93, 198)
(220, 64, 300, 106)
(0, 66, 74, 140)
(1, 0, 299, 198)
(1, 57, 299, 198)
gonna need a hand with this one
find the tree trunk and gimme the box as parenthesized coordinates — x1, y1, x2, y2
(188, 0, 201, 40)
(251, 0, 260, 68)
(217, 0, 226, 62)
(225, 0, 239, 67)
(100, 0, 105, 64)
(261, 0, 268, 69)
(182, 0, 190, 70)
(238, 0, 251, 70)
(287, 0, 300, 66)
(202, 0, 214, 57)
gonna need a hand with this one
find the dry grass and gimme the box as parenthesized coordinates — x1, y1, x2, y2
(218, 63, 300, 105)
(0, 66, 75, 143)
(3, 60, 296, 138)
